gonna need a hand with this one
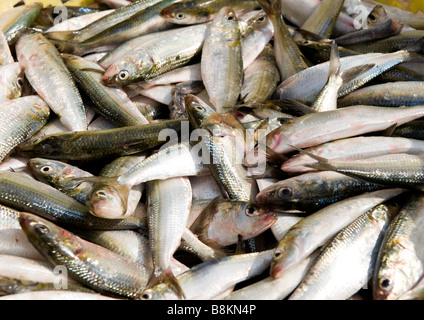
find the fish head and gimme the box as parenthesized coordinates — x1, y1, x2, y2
(212, 7, 240, 42)
(86, 180, 130, 219)
(19, 212, 82, 259)
(270, 232, 303, 279)
(17, 135, 62, 158)
(27, 158, 64, 182)
(185, 94, 214, 128)
(235, 203, 278, 240)
(373, 245, 414, 300)
(256, 179, 303, 207)
(159, 1, 213, 25)
(138, 282, 181, 300)
(102, 54, 154, 86)
(0, 63, 24, 100)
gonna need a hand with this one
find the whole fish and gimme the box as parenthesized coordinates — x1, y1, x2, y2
(0, 171, 146, 230)
(282, 136, 424, 174)
(17, 119, 184, 161)
(140, 249, 274, 300)
(159, 0, 260, 25)
(300, 151, 424, 192)
(63, 54, 149, 126)
(256, 171, 384, 212)
(19, 212, 152, 299)
(0, 62, 24, 104)
(201, 7, 242, 111)
(289, 204, 395, 300)
(257, 0, 309, 81)
(0, 96, 49, 163)
(274, 41, 424, 103)
(373, 193, 424, 300)
(246, 105, 424, 161)
(16, 32, 87, 132)
(338, 82, 424, 108)
(44, 0, 163, 43)
(190, 198, 278, 247)
(270, 188, 406, 278)
(145, 177, 192, 296)
(50, 0, 184, 56)
(101, 24, 208, 86)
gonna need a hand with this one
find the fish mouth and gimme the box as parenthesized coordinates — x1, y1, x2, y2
(102, 65, 118, 86)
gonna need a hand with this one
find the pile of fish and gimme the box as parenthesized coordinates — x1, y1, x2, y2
(1, 0, 424, 300)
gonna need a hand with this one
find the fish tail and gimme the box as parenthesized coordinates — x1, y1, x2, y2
(328, 41, 341, 79)
(403, 36, 424, 61)
(45, 30, 79, 42)
(257, 0, 281, 16)
(146, 269, 186, 299)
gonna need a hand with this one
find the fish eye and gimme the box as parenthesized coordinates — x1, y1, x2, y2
(140, 290, 153, 300)
(227, 15, 235, 21)
(368, 14, 377, 22)
(96, 190, 108, 198)
(176, 12, 185, 20)
(278, 187, 292, 197)
(195, 105, 205, 112)
(41, 166, 52, 173)
(257, 16, 266, 22)
(245, 204, 258, 217)
(380, 278, 392, 289)
(35, 223, 50, 234)
(274, 250, 282, 259)
(16, 78, 24, 87)
(118, 70, 129, 81)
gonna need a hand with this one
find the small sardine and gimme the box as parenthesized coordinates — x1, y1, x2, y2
(270, 188, 406, 278)
(19, 213, 152, 299)
(201, 7, 242, 112)
(16, 32, 87, 132)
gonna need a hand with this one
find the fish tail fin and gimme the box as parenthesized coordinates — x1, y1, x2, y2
(288, 144, 336, 171)
(146, 269, 185, 299)
(328, 41, 341, 79)
(341, 64, 375, 83)
(48, 38, 88, 55)
(45, 30, 79, 42)
(403, 37, 424, 61)
(257, 0, 281, 15)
